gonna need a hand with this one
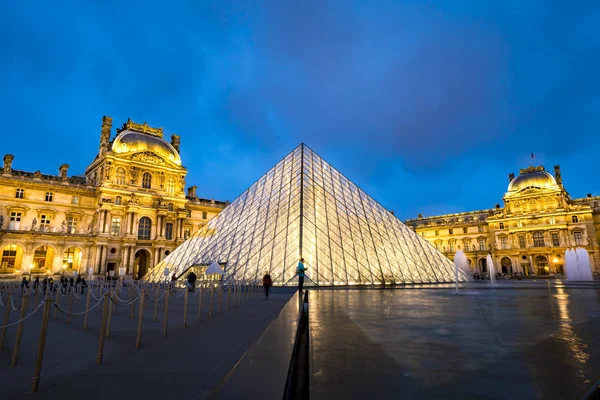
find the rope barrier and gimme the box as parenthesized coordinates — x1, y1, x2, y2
(0, 300, 46, 329)
(53, 297, 104, 316)
(11, 295, 22, 311)
(144, 290, 168, 303)
(109, 292, 141, 307)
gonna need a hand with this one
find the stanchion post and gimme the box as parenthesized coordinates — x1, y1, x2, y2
(153, 285, 160, 322)
(162, 290, 170, 337)
(131, 294, 135, 319)
(197, 284, 203, 322)
(10, 294, 29, 367)
(97, 293, 109, 364)
(183, 288, 188, 328)
(53, 289, 60, 320)
(209, 283, 214, 317)
(83, 289, 92, 330)
(31, 297, 52, 393)
(66, 291, 74, 325)
(106, 294, 113, 338)
(218, 282, 223, 313)
(0, 294, 12, 351)
(136, 289, 145, 348)
(227, 281, 231, 311)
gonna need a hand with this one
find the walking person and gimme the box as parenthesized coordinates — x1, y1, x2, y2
(297, 258, 307, 292)
(262, 273, 272, 300)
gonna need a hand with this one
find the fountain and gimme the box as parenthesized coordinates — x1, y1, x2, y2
(565, 248, 594, 282)
(453, 250, 470, 294)
(486, 254, 496, 286)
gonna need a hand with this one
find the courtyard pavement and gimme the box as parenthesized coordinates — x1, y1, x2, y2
(310, 284, 600, 400)
(0, 285, 294, 399)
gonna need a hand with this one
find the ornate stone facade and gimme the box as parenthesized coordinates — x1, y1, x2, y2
(0, 116, 227, 279)
(406, 165, 600, 276)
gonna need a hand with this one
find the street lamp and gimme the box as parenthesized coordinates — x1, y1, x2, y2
(29, 263, 34, 281)
(62, 264, 67, 278)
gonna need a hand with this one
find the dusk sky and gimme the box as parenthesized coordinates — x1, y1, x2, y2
(2, 1, 599, 220)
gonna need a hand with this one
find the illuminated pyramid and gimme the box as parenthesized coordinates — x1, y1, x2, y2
(146, 144, 465, 285)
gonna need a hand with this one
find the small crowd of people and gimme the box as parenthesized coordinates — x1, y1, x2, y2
(19, 275, 88, 295)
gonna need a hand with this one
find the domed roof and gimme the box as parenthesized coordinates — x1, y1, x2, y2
(112, 130, 181, 166)
(508, 168, 557, 192)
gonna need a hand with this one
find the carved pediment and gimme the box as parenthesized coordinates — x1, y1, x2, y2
(130, 151, 167, 166)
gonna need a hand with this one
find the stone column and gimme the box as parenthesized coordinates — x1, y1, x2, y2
(99, 245, 108, 275)
(122, 246, 129, 274)
(104, 210, 110, 233)
(98, 211, 105, 234)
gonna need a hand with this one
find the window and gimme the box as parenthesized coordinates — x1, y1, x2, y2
(550, 217, 555, 225)
(63, 247, 75, 269)
(463, 227, 468, 234)
(551, 232, 560, 246)
(449, 242, 455, 252)
(40, 214, 51, 232)
(500, 237, 507, 250)
(138, 217, 151, 240)
(479, 239, 486, 251)
(449, 228, 453, 235)
(9, 212, 22, 230)
(186, 209, 191, 218)
(574, 231, 583, 246)
(517, 220, 523, 228)
(72, 195, 79, 205)
(67, 216, 78, 234)
(116, 168, 126, 185)
(434, 230, 439, 236)
(142, 172, 152, 189)
(45, 192, 53, 202)
(572, 215, 579, 223)
(165, 222, 173, 240)
(33, 246, 48, 269)
(15, 188, 24, 199)
(519, 235, 526, 249)
(499, 222, 504, 229)
(168, 203, 174, 212)
(115, 196, 122, 205)
(533, 231, 545, 247)
(184, 227, 191, 239)
(1, 245, 18, 268)
(435, 242, 440, 250)
(202, 211, 207, 220)
(478, 225, 484, 233)
(111, 217, 121, 236)
(167, 176, 175, 194)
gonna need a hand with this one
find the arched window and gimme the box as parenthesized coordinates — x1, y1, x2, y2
(142, 172, 152, 189)
(63, 247, 75, 269)
(166, 176, 175, 194)
(167, 203, 173, 212)
(138, 217, 151, 240)
(33, 246, 49, 269)
(1, 245, 19, 269)
(533, 231, 545, 247)
(116, 168, 126, 185)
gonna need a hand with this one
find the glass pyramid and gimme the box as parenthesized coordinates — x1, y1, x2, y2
(146, 144, 466, 285)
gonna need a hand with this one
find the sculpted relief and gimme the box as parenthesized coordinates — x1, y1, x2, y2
(131, 152, 166, 166)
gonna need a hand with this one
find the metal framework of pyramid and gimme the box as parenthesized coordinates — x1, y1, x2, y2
(146, 144, 465, 285)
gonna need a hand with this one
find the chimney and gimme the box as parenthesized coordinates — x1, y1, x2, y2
(3, 154, 14, 174)
(495, 204, 500, 209)
(171, 134, 181, 153)
(187, 185, 197, 198)
(554, 165, 562, 185)
(587, 193, 592, 198)
(99, 116, 112, 156)
(418, 213, 423, 219)
(508, 173, 514, 182)
(59, 164, 69, 181)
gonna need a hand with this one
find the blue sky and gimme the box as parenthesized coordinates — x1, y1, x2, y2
(2, 1, 599, 220)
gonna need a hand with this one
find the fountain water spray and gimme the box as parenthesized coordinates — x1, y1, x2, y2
(486, 254, 496, 286)
(453, 250, 470, 294)
(565, 248, 594, 282)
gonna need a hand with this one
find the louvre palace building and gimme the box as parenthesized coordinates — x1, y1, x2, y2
(406, 165, 600, 277)
(0, 116, 226, 279)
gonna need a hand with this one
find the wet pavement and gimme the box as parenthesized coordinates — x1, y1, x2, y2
(309, 286, 600, 400)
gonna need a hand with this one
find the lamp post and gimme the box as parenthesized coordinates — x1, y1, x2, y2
(29, 263, 34, 281)
(62, 264, 67, 278)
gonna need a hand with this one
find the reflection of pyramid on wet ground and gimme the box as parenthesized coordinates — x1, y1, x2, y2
(146, 144, 465, 285)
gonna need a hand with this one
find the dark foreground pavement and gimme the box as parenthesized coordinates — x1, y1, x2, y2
(0, 286, 295, 399)
(310, 286, 600, 400)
